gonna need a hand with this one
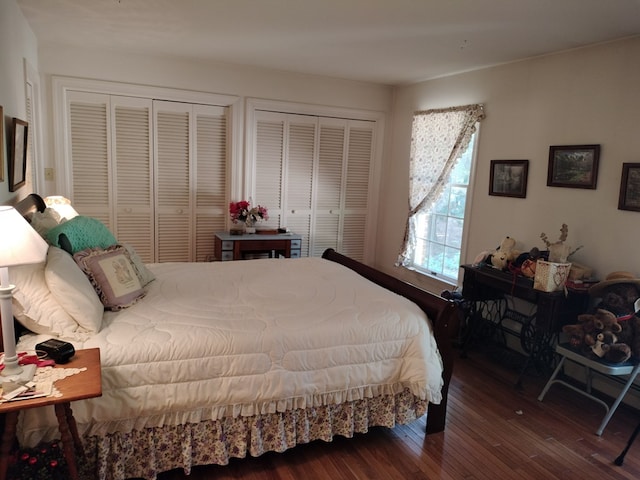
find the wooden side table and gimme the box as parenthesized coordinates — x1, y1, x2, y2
(0, 348, 102, 480)
(214, 232, 302, 260)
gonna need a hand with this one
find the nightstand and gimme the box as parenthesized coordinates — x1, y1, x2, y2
(0, 348, 102, 480)
(214, 232, 302, 260)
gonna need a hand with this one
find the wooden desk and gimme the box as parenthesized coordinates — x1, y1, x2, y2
(0, 348, 102, 480)
(214, 232, 302, 261)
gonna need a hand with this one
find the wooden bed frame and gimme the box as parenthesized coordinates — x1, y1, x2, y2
(14, 193, 459, 434)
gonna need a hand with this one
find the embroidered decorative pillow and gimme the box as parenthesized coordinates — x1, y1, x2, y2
(46, 216, 117, 254)
(74, 245, 146, 310)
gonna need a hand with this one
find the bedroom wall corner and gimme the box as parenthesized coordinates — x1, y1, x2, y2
(0, 0, 39, 205)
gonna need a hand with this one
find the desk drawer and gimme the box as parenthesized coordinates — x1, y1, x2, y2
(220, 251, 234, 261)
(290, 239, 301, 249)
(221, 240, 234, 251)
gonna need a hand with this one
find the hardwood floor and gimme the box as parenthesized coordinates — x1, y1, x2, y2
(156, 348, 640, 479)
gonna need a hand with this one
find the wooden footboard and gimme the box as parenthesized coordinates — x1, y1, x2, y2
(322, 248, 459, 434)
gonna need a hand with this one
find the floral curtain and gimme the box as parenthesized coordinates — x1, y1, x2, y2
(397, 104, 485, 268)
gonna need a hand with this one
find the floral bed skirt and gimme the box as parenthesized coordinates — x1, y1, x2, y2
(83, 389, 428, 480)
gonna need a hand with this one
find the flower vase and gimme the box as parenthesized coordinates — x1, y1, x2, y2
(244, 221, 256, 234)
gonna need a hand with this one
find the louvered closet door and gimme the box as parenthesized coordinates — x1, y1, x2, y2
(67, 91, 112, 225)
(112, 97, 154, 262)
(254, 112, 285, 230)
(154, 101, 192, 262)
(194, 104, 228, 262)
(254, 112, 316, 257)
(313, 118, 374, 261)
(341, 120, 374, 261)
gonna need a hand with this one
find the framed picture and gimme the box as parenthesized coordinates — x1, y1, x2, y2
(618, 163, 640, 212)
(0, 105, 4, 182)
(9, 117, 28, 192)
(547, 144, 600, 189)
(489, 160, 529, 198)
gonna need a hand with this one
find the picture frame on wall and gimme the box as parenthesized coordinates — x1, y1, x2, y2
(0, 105, 4, 182)
(547, 144, 600, 189)
(489, 159, 529, 198)
(9, 117, 28, 192)
(618, 163, 640, 212)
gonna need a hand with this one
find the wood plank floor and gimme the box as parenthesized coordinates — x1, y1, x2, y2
(156, 348, 640, 479)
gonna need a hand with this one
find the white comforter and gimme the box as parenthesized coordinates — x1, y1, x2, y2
(18, 257, 443, 445)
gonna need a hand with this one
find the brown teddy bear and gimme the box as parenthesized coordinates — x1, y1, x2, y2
(589, 271, 640, 359)
(584, 309, 631, 363)
(562, 309, 632, 363)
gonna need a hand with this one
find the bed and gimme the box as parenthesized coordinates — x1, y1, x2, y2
(9, 193, 458, 480)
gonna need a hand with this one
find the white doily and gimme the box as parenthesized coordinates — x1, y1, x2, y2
(33, 366, 88, 398)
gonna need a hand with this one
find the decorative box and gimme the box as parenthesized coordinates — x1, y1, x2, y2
(534, 260, 572, 292)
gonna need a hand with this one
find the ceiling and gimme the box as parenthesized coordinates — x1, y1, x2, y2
(16, 0, 640, 86)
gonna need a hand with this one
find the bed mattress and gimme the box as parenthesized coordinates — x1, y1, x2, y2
(17, 257, 443, 446)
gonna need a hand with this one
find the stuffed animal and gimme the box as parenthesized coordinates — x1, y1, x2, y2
(489, 236, 519, 270)
(566, 309, 632, 363)
(589, 271, 640, 358)
(473, 236, 520, 271)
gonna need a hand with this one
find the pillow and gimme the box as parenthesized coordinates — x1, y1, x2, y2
(45, 246, 104, 333)
(9, 259, 88, 341)
(122, 243, 156, 287)
(29, 208, 63, 239)
(74, 245, 146, 310)
(46, 216, 117, 254)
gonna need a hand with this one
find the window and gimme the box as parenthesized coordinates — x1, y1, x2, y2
(397, 104, 484, 283)
(411, 134, 475, 280)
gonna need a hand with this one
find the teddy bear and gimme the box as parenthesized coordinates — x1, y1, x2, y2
(584, 309, 631, 363)
(589, 271, 640, 358)
(564, 309, 632, 363)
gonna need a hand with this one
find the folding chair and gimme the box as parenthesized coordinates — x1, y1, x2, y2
(538, 343, 640, 436)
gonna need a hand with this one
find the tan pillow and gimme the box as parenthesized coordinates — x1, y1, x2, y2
(74, 245, 146, 311)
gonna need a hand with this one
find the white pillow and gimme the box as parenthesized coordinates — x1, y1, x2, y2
(44, 246, 104, 333)
(9, 261, 87, 340)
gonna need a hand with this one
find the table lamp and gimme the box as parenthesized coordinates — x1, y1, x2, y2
(44, 195, 78, 221)
(0, 206, 48, 382)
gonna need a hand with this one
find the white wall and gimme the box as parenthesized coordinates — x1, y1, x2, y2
(377, 36, 640, 292)
(0, 0, 38, 204)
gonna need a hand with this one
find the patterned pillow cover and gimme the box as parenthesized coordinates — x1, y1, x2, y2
(74, 245, 146, 311)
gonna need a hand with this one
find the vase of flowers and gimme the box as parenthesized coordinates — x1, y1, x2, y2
(229, 200, 268, 234)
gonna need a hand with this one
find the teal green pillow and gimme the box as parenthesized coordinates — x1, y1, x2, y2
(46, 216, 117, 254)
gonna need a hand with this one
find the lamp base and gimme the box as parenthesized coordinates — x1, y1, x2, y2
(0, 363, 37, 384)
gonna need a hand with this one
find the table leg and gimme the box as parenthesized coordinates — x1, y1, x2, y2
(0, 412, 18, 480)
(54, 403, 80, 480)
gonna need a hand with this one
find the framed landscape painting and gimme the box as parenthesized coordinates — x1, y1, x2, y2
(547, 144, 600, 189)
(489, 159, 529, 198)
(618, 163, 640, 212)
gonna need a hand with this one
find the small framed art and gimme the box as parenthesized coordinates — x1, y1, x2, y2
(0, 105, 4, 182)
(618, 163, 640, 212)
(489, 159, 529, 198)
(9, 117, 28, 192)
(547, 144, 600, 189)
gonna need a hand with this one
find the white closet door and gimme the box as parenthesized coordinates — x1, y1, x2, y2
(112, 97, 154, 262)
(341, 121, 374, 261)
(312, 119, 345, 257)
(66, 91, 112, 225)
(154, 101, 192, 262)
(254, 111, 285, 230)
(194, 104, 228, 262)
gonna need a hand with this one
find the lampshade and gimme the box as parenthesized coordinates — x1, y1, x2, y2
(44, 195, 79, 220)
(0, 206, 49, 267)
(0, 205, 48, 382)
